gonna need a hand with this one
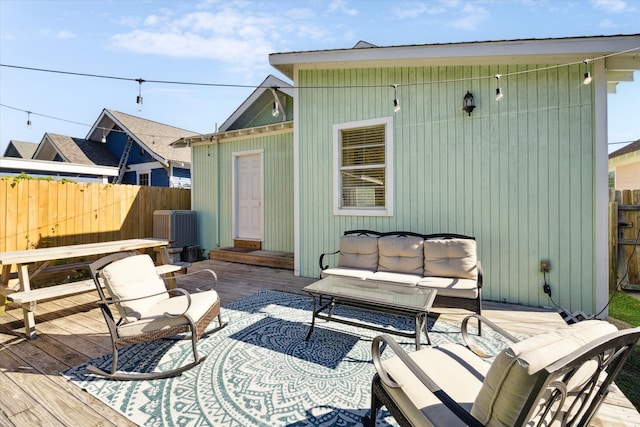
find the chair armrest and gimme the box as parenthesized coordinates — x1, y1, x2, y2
(319, 250, 340, 271)
(460, 314, 519, 358)
(371, 334, 484, 427)
(99, 288, 193, 318)
(476, 261, 483, 288)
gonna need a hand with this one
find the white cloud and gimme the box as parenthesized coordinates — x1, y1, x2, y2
(327, 0, 358, 16)
(591, 0, 628, 13)
(38, 29, 77, 40)
(448, 4, 489, 30)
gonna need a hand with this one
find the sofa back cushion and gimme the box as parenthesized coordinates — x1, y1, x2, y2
(423, 238, 477, 280)
(337, 235, 379, 270)
(377, 236, 424, 275)
(470, 320, 618, 426)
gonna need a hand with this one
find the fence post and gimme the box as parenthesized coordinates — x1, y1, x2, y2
(609, 188, 618, 291)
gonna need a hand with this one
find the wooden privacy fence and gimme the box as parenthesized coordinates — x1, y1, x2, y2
(0, 177, 191, 253)
(609, 189, 640, 290)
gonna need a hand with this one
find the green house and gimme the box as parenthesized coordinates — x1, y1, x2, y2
(266, 35, 640, 316)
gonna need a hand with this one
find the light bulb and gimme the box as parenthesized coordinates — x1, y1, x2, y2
(272, 101, 279, 117)
(583, 72, 592, 85)
(136, 95, 143, 112)
(495, 87, 503, 101)
(393, 98, 400, 113)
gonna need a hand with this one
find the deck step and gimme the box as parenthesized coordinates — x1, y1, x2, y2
(209, 248, 293, 270)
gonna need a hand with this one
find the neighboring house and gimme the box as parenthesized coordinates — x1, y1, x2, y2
(174, 75, 294, 252)
(3, 140, 38, 158)
(263, 34, 639, 317)
(0, 109, 197, 187)
(84, 109, 198, 188)
(608, 139, 640, 190)
(1, 135, 119, 182)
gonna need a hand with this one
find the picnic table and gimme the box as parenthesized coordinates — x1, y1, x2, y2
(0, 238, 179, 339)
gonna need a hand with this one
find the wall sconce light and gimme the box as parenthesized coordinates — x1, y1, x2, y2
(463, 91, 475, 116)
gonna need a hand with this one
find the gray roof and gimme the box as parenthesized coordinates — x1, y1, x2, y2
(609, 139, 640, 159)
(3, 140, 38, 158)
(98, 110, 198, 165)
(45, 133, 120, 166)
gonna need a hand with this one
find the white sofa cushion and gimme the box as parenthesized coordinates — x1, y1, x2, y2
(378, 236, 424, 275)
(381, 343, 491, 426)
(101, 254, 168, 323)
(369, 271, 420, 286)
(337, 236, 379, 270)
(470, 320, 618, 426)
(416, 276, 479, 299)
(320, 266, 374, 280)
(424, 239, 477, 280)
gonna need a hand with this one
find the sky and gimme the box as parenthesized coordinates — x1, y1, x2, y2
(0, 0, 639, 156)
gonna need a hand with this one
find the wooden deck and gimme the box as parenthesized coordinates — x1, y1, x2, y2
(0, 259, 638, 426)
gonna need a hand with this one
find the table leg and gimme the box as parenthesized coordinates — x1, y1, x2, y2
(18, 264, 37, 339)
(0, 264, 11, 316)
(305, 294, 318, 341)
(158, 246, 177, 290)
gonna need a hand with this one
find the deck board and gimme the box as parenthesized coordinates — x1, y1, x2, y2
(0, 258, 637, 426)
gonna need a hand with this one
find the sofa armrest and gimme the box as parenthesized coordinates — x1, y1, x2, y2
(371, 334, 484, 427)
(318, 250, 340, 271)
(460, 314, 519, 358)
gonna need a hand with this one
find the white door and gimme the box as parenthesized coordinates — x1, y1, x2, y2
(234, 152, 263, 240)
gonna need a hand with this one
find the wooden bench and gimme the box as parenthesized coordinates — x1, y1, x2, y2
(4, 264, 191, 306)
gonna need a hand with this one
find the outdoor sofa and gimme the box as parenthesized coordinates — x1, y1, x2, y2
(319, 230, 482, 315)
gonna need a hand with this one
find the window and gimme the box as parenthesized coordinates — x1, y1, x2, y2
(608, 171, 615, 188)
(333, 117, 393, 216)
(138, 172, 150, 186)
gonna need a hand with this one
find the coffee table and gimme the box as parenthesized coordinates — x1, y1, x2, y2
(304, 275, 437, 350)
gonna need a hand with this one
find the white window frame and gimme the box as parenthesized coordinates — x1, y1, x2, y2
(137, 171, 151, 186)
(333, 116, 394, 216)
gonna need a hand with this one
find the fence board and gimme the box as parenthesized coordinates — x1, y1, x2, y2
(611, 189, 640, 289)
(0, 178, 190, 254)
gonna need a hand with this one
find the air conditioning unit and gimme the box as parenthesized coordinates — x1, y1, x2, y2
(153, 210, 198, 249)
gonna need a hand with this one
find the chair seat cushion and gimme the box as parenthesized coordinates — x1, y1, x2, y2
(117, 289, 219, 337)
(380, 343, 491, 426)
(470, 320, 618, 426)
(416, 277, 478, 299)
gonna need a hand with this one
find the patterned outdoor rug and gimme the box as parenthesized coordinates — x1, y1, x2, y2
(63, 290, 510, 426)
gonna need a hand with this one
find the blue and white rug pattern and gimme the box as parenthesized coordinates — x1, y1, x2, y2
(63, 290, 508, 426)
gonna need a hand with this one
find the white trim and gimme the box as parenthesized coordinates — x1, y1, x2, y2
(293, 76, 301, 276)
(137, 170, 151, 186)
(231, 149, 265, 241)
(126, 161, 163, 171)
(594, 59, 609, 319)
(0, 157, 118, 176)
(332, 116, 394, 217)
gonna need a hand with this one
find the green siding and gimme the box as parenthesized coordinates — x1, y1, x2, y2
(192, 131, 294, 253)
(297, 64, 595, 314)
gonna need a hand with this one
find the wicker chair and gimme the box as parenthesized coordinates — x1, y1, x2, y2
(364, 314, 640, 426)
(87, 252, 226, 380)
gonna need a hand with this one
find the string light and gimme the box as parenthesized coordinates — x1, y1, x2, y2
(26, 111, 32, 129)
(136, 78, 144, 111)
(583, 60, 592, 85)
(272, 101, 279, 117)
(391, 84, 400, 112)
(494, 74, 504, 101)
(101, 128, 107, 143)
